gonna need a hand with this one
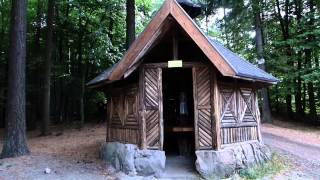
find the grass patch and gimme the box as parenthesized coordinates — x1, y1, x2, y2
(239, 153, 288, 179)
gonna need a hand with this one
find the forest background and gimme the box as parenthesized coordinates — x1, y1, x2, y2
(0, 0, 319, 137)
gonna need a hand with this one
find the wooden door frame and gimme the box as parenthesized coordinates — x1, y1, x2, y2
(140, 62, 213, 151)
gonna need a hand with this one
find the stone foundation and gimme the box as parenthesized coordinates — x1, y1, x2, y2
(195, 142, 272, 179)
(100, 142, 165, 177)
(101, 141, 271, 179)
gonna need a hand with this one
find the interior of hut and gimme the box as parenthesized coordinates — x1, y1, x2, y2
(162, 68, 195, 157)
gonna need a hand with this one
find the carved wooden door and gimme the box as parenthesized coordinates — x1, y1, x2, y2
(193, 66, 213, 150)
(142, 67, 163, 150)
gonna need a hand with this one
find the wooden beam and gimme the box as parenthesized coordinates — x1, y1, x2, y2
(143, 62, 207, 68)
(255, 90, 263, 143)
(158, 68, 164, 150)
(109, 0, 171, 80)
(170, 0, 235, 77)
(210, 67, 216, 149)
(220, 122, 258, 128)
(172, 29, 178, 59)
(139, 66, 147, 149)
(213, 70, 221, 150)
(124, 19, 175, 78)
(108, 0, 236, 81)
(192, 67, 199, 150)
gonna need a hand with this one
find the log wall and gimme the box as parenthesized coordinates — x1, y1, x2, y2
(106, 85, 140, 145)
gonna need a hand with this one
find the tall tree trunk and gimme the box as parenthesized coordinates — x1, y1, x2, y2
(305, 50, 317, 120)
(223, 7, 230, 49)
(275, 0, 293, 118)
(302, 82, 306, 112)
(305, 0, 317, 121)
(79, 62, 86, 128)
(126, 0, 135, 49)
(40, 0, 55, 135)
(1, 0, 30, 158)
(253, 0, 272, 123)
(29, 0, 42, 130)
(77, 13, 85, 128)
(295, 51, 304, 116)
(0, 2, 5, 127)
(315, 51, 320, 113)
(294, 0, 304, 117)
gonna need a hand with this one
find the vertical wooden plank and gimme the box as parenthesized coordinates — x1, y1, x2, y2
(210, 68, 216, 149)
(106, 97, 110, 142)
(192, 67, 199, 150)
(139, 66, 146, 149)
(172, 30, 178, 59)
(255, 90, 263, 143)
(213, 70, 221, 149)
(158, 68, 164, 150)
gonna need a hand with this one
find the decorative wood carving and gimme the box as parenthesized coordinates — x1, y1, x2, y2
(218, 83, 259, 145)
(219, 85, 237, 124)
(110, 96, 124, 127)
(124, 88, 139, 128)
(106, 85, 140, 145)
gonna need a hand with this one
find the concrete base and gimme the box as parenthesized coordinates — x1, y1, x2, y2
(100, 142, 165, 177)
(195, 142, 272, 179)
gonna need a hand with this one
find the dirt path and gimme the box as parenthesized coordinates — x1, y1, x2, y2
(262, 121, 320, 179)
(1, 121, 320, 179)
(0, 124, 117, 180)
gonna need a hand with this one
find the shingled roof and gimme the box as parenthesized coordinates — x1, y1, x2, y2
(208, 38, 278, 82)
(87, 0, 278, 87)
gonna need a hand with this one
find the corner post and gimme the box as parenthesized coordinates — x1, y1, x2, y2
(139, 66, 147, 149)
(213, 70, 221, 150)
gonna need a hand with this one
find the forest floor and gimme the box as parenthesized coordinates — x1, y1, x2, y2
(0, 123, 117, 180)
(0, 120, 319, 179)
(262, 119, 320, 179)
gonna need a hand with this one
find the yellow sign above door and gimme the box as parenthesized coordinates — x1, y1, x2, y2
(168, 60, 183, 68)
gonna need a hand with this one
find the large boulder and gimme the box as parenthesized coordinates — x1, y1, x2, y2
(195, 142, 271, 179)
(135, 149, 166, 177)
(195, 148, 236, 179)
(100, 142, 165, 177)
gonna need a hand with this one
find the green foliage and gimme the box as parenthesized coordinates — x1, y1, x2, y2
(0, 0, 319, 124)
(239, 154, 288, 179)
(203, 0, 320, 119)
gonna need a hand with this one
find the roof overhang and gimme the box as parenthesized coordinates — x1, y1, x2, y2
(87, 0, 279, 88)
(108, 0, 236, 81)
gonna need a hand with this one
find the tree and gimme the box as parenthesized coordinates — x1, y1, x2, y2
(126, 0, 135, 49)
(294, 0, 304, 118)
(40, 0, 55, 135)
(275, 0, 294, 119)
(252, 0, 272, 123)
(1, 0, 30, 158)
(305, 0, 317, 120)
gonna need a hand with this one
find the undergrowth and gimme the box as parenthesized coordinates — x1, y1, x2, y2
(238, 153, 288, 179)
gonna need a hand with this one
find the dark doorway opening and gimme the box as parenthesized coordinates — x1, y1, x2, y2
(162, 68, 195, 156)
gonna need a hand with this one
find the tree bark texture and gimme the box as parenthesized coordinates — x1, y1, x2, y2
(40, 0, 55, 135)
(1, 0, 30, 158)
(294, 0, 304, 118)
(126, 0, 135, 49)
(253, 0, 272, 123)
(275, 0, 293, 118)
(305, 0, 317, 121)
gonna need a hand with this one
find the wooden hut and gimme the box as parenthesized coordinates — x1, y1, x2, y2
(88, 0, 278, 178)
